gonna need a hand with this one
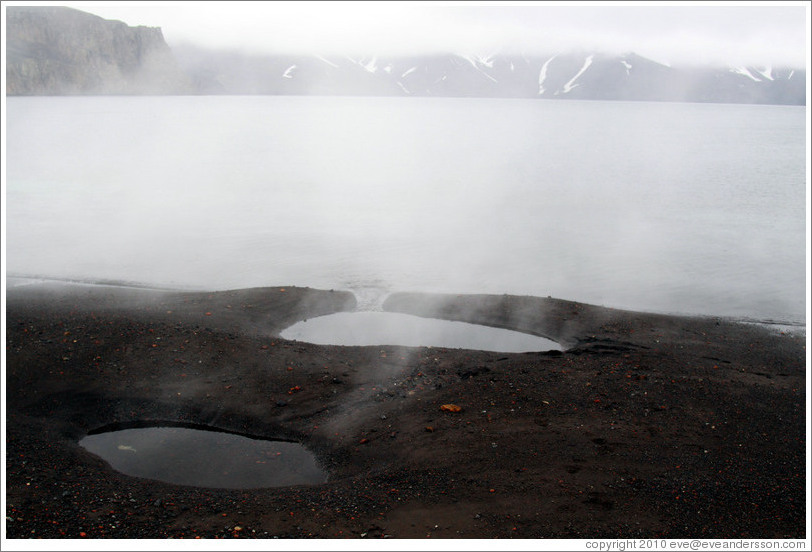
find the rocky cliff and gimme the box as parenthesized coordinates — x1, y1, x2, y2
(6, 6, 193, 95)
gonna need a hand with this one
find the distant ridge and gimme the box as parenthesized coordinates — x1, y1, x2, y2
(174, 46, 805, 105)
(5, 6, 806, 105)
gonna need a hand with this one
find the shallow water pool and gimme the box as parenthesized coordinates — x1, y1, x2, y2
(79, 425, 327, 489)
(281, 311, 560, 352)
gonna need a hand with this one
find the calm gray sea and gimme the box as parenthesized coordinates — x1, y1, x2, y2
(4, 96, 807, 324)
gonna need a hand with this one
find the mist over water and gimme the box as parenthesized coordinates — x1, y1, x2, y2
(5, 96, 807, 324)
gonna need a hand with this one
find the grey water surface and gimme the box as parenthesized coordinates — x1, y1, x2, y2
(281, 311, 561, 352)
(79, 426, 327, 489)
(5, 96, 806, 325)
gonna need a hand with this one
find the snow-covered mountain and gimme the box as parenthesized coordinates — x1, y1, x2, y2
(175, 47, 805, 105)
(5, 6, 805, 105)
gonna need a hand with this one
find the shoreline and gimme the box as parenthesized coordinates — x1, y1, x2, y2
(6, 274, 806, 329)
(4, 283, 807, 539)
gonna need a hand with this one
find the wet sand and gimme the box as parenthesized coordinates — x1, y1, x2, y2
(4, 283, 806, 539)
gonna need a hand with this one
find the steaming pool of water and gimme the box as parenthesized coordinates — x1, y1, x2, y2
(280, 311, 561, 352)
(79, 425, 327, 489)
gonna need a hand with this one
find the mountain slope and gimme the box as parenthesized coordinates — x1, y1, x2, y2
(174, 45, 805, 105)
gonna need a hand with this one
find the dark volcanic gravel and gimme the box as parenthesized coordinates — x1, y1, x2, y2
(4, 283, 806, 539)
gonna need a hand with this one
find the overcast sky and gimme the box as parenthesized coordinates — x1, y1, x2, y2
(44, 1, 811, 67)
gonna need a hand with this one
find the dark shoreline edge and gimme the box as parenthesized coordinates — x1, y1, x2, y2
(7, 273, 806, 329)
(5, 283, 807, 539)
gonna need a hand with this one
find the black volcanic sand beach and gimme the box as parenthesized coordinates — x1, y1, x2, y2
(4, 283, 806, 539)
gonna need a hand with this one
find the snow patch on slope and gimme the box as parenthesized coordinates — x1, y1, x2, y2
(477, 54, 495, 69)
(347, 56, 378, 73)
(560, 55, 594, 94)
(460, 54, 498, 83)
(538, 55, 557, 95)
(731, 66, 761, 82)
(621, 60, 632, 75)
(315, 55, 339, 68)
